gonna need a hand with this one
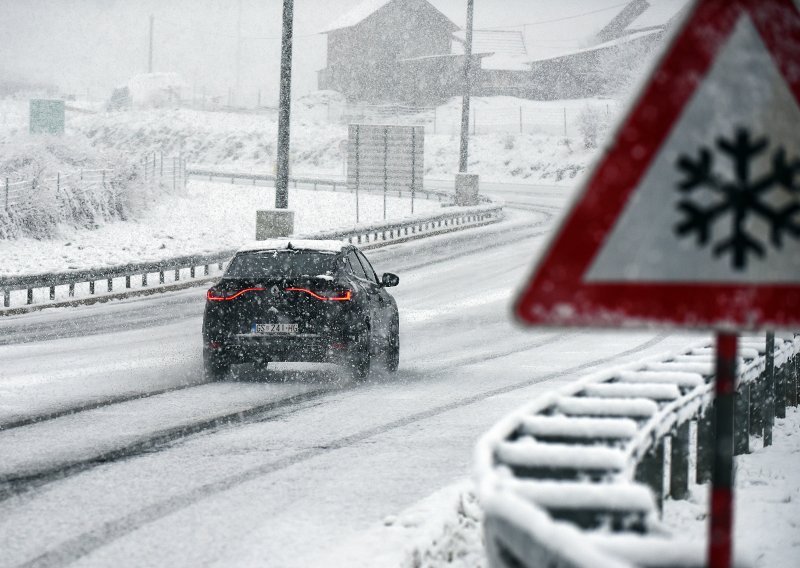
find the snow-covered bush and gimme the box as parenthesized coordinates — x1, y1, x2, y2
(0, 134, 170, 240)
(576, 105, 610, 150)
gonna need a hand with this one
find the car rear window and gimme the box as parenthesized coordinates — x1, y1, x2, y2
(225, 250, 339, 279)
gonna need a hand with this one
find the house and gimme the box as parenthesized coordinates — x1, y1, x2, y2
(318, 0, 458, 102)
(318, 0, 691, 104)
(394, 29, 531, 103)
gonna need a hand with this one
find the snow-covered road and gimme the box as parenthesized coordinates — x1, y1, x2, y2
(0, 187, 702, 567)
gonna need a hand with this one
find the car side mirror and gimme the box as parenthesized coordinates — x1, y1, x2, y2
(381, 272, 399, 287)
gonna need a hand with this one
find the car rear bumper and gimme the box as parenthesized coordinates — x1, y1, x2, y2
(206, 333, 351, 364)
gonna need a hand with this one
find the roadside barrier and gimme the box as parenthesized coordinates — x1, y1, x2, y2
(475, 334, 800, 568)
(186, 167, 493, 204)
(0, 203, 503, 314)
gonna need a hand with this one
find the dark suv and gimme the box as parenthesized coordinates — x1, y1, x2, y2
(202, 239, 399, 381)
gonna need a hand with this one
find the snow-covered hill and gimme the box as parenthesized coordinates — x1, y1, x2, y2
(64, 95, 611, 184)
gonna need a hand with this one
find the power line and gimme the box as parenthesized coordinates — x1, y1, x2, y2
(157, 16, 320, 41)
(477, 2, 630, 31)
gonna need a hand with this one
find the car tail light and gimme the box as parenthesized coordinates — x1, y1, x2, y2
(206, 287, 265, 301)
(284, 287, 353, 301)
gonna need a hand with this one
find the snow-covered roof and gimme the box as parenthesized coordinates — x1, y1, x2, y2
(396, 51, 530, 72)
(321, 0, 637, 65)
(527, 28, 662, 63)
(625, 0, 690, 32)
(480, 54, 531, 71)
(324, 0, 392, 32)
(238, 239, 347, 254)
(323, 0, 457, 34)
(452, 29, 527, 57)
(451, 29, 529, 71)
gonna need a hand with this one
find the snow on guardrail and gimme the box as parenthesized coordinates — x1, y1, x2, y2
(476, 334, 800, 568)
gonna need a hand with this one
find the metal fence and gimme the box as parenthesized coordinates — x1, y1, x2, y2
(2, 156, 186, 214)
(3, 169, 114, 211)
(136, 152, 187, 192)
(476, 334, 800, 568)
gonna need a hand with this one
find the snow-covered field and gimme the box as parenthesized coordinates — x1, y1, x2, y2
(0, 180, 441, 276)
(2, 95, 606, 184)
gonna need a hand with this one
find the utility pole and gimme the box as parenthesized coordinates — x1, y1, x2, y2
(235, 0, 243, 107)
(458, 0, 474, 173)
(454, 0, 479, 206)
(148, 14, 154, 73)
(275, 0, 294, 210)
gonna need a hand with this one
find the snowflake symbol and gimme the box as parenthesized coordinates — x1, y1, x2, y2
(674, 128, 800, 270)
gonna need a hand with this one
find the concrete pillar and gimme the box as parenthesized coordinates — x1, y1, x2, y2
(256, 209, 295, 239)
(454, 173, 479, 206)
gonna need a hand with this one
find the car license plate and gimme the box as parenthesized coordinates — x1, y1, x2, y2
(251, 323, 298, 334)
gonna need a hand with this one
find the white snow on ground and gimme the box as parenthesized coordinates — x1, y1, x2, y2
(0, 201, 705, 567)
(663, 406, 800, 568)
(312, 481, 485, 568)
(0, 180, 441, 276)
(370, 406, 800, 568)
(43, 96, 606, 184)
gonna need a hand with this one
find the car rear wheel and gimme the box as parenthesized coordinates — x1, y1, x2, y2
(204, 349, 230, 381)
(348, 330, 371, 381)
(385, 321, 399, 373)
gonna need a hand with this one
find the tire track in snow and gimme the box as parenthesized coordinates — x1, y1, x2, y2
(0, 203, 560, 496)
(13, 333, 669, 568)
(0, 383, 202, 432)
(0, 329, 570, 500)
(0, 384, 340, 501)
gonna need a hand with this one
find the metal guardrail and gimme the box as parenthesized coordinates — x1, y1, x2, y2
(476, 334, 800, 568)
(0, 203, 503, 313)
(187, 167, 459, 203)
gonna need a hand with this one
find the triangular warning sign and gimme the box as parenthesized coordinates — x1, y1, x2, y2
(515, 0, 800, 330)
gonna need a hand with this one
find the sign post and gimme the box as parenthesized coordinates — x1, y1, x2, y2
(29, 99, 65, 135)
(346, 124, 424, 221)
(512, 2, 800, 566)
(710, 333, 736, 568)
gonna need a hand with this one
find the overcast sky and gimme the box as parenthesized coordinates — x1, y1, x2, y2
(0, 0, 626, 104)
